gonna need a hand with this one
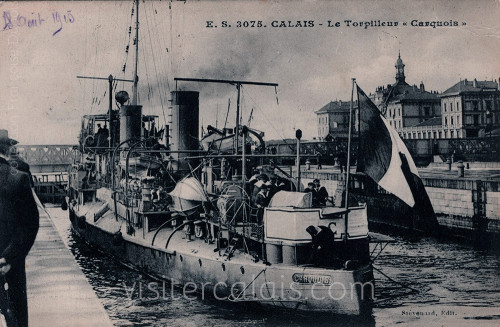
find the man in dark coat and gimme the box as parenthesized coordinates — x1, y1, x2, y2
(313, 179, 329, 207)
(0, 129, 39, 327)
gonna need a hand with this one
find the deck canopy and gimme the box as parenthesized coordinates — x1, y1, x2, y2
(268, 191, 312, 208)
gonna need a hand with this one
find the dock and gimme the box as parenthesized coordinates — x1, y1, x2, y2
(26, 203, 114, 327)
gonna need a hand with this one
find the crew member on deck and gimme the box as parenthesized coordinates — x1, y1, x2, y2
(313, 179, 329, 207)
(255, 184, 270, 224)
(304, 182, 320, 207)
(0, 129, 40, 327)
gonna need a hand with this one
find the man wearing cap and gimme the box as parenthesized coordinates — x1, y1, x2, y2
(313, 179, 329, 207)
(0, 129, 39, 327)
(255, 183, 270, 224)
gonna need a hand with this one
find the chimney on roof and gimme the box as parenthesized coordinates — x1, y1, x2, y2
(339, 100, 342, 106)
(473, 79, 478, 88)
(498, 78, 500, 90)
(420, 81, 425, 92)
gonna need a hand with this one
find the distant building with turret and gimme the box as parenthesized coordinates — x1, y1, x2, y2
(315, 53, 499, 142)
(370, 53, 441, 140)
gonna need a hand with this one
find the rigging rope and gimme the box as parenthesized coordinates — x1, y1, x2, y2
(372, 264, 420, 294)
(150, 0, 171, 102)
(120, 0, 135, 90)
(245, 89, 294, 151)
(144, 3, 167, 126)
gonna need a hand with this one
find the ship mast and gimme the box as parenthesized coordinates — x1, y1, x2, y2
(131, 0, 139, 105)
(343, 77, 356, 241)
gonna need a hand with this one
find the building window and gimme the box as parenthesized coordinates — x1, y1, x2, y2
(444, 103, 447, 112)
(450, 130, 454, 138)
(457, 115, 460, 126)
(398, 108, 401, 116)
(456, 101, 459, 111)
(473, 101, 479, 111)
(450, 102, 453, 111)
(424, 107, 430, 116)
(445, 117, 448, 126)
(451, 117, 454, 126)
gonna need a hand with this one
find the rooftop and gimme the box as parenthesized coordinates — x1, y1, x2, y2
(315, 100, 356, 114)
(442, 79, 499, 96)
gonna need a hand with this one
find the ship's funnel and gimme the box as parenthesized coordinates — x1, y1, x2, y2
(170, 91, 199, 172)
(120, 105, 142, 144)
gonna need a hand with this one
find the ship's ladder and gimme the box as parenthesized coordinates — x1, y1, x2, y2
(223, 235, 242, 260)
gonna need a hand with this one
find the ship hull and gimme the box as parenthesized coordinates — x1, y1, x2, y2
(68, 205, 374, 315)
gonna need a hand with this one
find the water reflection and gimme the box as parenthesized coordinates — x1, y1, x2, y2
(48, 208, 500, 326)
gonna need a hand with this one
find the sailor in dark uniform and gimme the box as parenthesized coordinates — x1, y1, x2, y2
(313, 179, 329, 207)
(0, 129, 40, 327)
(255, 184, 270, 224)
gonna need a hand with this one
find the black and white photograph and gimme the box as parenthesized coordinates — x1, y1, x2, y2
(0, 0, 499, 326)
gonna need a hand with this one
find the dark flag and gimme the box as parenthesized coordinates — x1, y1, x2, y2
(356, 85, 438, 232)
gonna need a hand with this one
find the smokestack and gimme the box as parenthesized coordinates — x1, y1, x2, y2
(170, 91, 199, 173)
(119, 105, 142, 144)
(473, 79, 478, 88)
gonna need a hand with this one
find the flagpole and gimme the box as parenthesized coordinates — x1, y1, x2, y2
(344, 78, 356, 241)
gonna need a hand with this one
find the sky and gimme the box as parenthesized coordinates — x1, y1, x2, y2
(0, 0, 499, 145)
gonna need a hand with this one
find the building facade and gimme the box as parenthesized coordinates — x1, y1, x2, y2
(315, 53, 499, 142)
(439, 79, 500, 138)
(315, 100, 357, 140)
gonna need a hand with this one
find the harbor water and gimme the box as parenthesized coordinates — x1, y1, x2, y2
(46, 207, 500, 327)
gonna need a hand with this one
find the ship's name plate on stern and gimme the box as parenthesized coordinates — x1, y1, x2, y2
(292, 273, 332, 285)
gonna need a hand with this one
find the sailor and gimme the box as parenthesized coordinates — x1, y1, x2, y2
(95, 123, 108, 147)
(0, 129, 40, 327)
(251, 173, 268, 204)
(313, 179, 329, 207)
(255, 184, 270, 224)
(304, 182, 316, 194)
(267, 176, 279, 198)
(248, 169, 260, 184)
(306, 225, 341, 268)
(304, 182, 320, 207)
(101, 124, 109, 144)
